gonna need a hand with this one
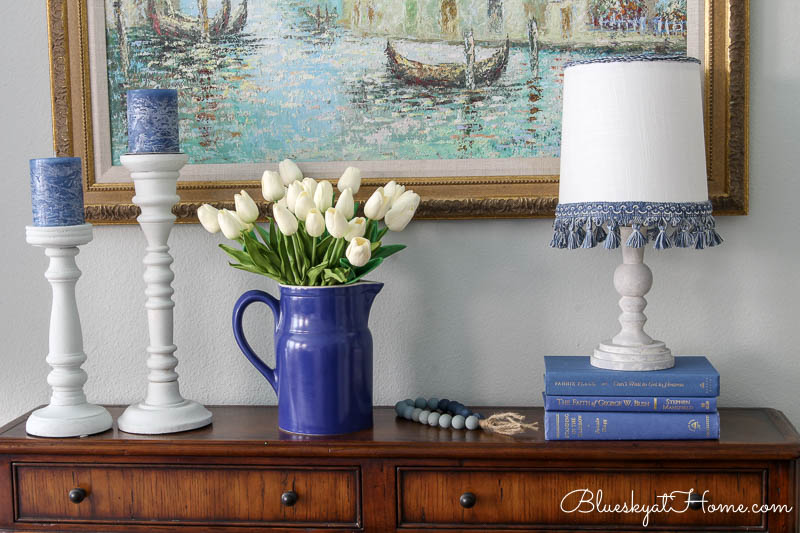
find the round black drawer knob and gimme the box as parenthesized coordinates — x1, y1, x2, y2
(68, 488, 87, 504)
(688, 492, 705, 510)
(281, 490, 298, 507)
(459, 492, 476, 509)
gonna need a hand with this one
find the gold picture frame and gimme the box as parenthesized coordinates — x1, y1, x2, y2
(46, 0, 748, 224)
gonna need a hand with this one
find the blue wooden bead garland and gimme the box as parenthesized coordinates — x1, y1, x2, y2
(394, 397, 541, 436)
(394, 397, 484, 431)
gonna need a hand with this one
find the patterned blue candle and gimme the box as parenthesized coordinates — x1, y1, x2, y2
(127, 89, 180, 154)
(29, 157, 85, 227)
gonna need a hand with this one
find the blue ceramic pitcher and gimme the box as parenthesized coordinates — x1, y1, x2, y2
(233, 282, 383, 435)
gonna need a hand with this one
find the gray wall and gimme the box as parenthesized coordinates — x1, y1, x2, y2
(1, 2, 798, 428)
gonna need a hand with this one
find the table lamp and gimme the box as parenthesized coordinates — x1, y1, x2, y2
(551, 56, 722, 371)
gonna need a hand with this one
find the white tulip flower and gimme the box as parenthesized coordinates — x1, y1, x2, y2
(346, 237, 371, 267)
(345, 217, 367, 242)
(218, 208, 246, 240)
(384, 196, 418, 232)
(197, 204, 220, 233)
(335, 188, 355, 220)
(278, 159, 303, 185)
(337, 166, 362, 194)
(234, 190, 259, 224)
(272, 203, 298, 236)
(364, 187, 391, 220)
(392, 190, 421, 212)
(325, 207, 349, 239)
(314, 180, 334, 212)
(302, 177, 318, 199)
(286, 181, 304, 213)
(305, 208, 325, 237)
(261, 171, 285, 202)
(294, 191, 315, 221)
(384, 180, 406, 205)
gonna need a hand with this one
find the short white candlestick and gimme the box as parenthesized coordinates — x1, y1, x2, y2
(25, 224, 113, 437)
(117, 153, 212, 434)
(592, 226, 674, 371)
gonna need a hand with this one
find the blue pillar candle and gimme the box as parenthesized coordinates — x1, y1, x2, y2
(127, 89, 180, 154)
(30, 157, 85, 227)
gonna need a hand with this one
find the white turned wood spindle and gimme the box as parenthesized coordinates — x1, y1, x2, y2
(117, 154, 211, 435)
(592, 227, 673, 371)
(25, 224, 112, 437)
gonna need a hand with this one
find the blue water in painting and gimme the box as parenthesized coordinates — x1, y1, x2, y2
(105, 0, 685, 165)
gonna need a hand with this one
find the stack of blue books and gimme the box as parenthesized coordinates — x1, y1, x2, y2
(543, 356, 720, 440)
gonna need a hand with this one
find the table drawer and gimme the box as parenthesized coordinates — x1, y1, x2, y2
(398, 467, 766, 529)
(14, 463, 360, 528)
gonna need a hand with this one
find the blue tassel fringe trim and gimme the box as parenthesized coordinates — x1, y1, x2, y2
(551, 201, 721, 251)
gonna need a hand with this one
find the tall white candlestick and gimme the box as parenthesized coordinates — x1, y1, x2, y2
(117, 153, 212, 435)
(26, 224, 112, 437)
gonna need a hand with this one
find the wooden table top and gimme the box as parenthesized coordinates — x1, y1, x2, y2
(1, 407, 798, 460)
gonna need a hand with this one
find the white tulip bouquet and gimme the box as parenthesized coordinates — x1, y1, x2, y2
(198, 160, 419, 286)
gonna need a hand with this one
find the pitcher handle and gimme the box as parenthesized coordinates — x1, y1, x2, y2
(233, 290, 280, 393)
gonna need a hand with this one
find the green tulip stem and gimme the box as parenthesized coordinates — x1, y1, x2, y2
(291, 233, 306, 284)
(311, 238, 317, 265)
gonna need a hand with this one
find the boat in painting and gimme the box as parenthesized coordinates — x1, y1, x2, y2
(227, 0, 248, 34)
(146, 0, 248, 39)
(386, 37, 510, 88)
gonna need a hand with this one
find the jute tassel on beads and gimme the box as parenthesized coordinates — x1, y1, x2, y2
(479, 412, 539, 436)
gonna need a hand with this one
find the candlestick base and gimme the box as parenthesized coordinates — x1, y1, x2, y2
(25, 224, 113, 438)
(27, 404, 113, 438)
(117, 400, 211, 435)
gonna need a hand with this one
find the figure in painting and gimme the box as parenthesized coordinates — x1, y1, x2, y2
(352, 0, 362, 28)
(488, 0, 503, 34)
(441, 0, 458, 38)
(560, 6, 572, 39)
(405, 0, 418, 34)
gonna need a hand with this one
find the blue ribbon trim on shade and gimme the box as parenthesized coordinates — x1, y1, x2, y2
(551, 201, 722, 250)
(565, 54, 701, 68)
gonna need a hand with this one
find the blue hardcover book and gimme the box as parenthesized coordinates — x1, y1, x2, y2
(544, 356, 719, 397)
(544, 394, 716, 413)
(544, 411, 720, 440)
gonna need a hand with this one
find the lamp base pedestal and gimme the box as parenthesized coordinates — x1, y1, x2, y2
(592, 341, 673, 371)
(591, 226, 676, 372)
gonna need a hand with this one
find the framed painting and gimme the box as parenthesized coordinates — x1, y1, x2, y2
(46, 0, 748, 223)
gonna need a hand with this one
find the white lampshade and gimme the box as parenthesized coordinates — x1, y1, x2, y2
(552, 56, 721, 251)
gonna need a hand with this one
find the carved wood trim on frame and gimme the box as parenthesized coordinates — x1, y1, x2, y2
(47, 0, 749, 224)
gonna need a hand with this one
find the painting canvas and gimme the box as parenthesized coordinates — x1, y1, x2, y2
(104, 0, 688, 166)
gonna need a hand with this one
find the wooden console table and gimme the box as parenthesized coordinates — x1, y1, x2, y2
(0, 407, 797, 532)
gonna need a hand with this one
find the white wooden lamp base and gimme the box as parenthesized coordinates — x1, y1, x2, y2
(591, 227, 674, 371)
(25, 224, 113, 437)
(117, 153, 211, 435)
